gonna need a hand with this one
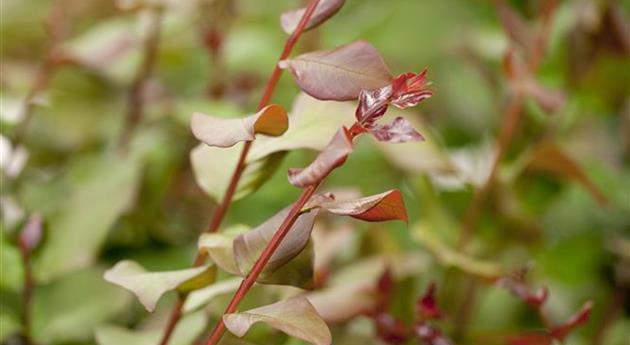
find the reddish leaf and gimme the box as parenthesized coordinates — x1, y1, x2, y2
(280, 0, 345, 34)
(19, 214, 43, 252)
(497, 270, 548, 309)
(191, 104, 288, 148)
(279, 41, 392, 101)
(389, 70, 433, 110)
(413, 321, 453, 345)
(355, 85, 392, 126)
(508, 333, 554, 345)
(417, 282, 443, 320)
(527, 141, 608, 206)
(288, 127, 353, 187)
(369, 117, 424, 143)
(497, 1, 537, 53)
(316, 189, 408, 222)
(375, 313, 409, 344)
(549, 301, 593, 341)
(376, 267, 394, 312)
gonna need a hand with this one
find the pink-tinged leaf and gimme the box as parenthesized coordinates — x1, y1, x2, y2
(191, 104, 288, 148)
(497, 1, 537, 53)
(288, 127, 353, 187)
(355, 70, 433, 128)
(317, 189, 408, 222)
(223, 296, 332, 345)
(413, 321, 453, 345)
(376, 267, 394, 312)
(417, 282, 443, 320)
(19, 214, 43, 252)
(280, 0, 346, 34)
(233, 204, 319, 276)
(279, 41, 392, 101)
(369, 117, 424, 143)
(375, 313, 409, 344)
(497, 269, 548, 309)
(527, 142, 608, 206)
(389, 70, 433, 109)
(549, 301, 593, 341)
(508, 333, 554, 345)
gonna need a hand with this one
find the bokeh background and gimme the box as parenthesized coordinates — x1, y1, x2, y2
(1, 0, 629, 344)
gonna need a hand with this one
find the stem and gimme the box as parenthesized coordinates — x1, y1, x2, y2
(117, 8, 163, 152)
(157, 1, 321, 344)
(18, 239, 33, 342)
(204, 184, 319, 345)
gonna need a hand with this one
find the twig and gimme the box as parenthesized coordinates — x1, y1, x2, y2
(117, 7, 164, 151)
(156, 1, 321, 344)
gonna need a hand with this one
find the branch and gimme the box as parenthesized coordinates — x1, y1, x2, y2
(157, 1, 321, 344)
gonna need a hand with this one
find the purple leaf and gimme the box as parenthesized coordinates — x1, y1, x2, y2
(279, 41, 392, 101)
(417, 282, 443, 320)
(288, 127, 353, 187)
(280, 0, 346, 34)
(497, 269, 548, 309)
(369, 117, 424, 143)
(389, 70, 433, 109)
(19, 214, 43, 252)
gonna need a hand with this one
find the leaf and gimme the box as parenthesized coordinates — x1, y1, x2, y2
(95, 311, 206, 345)
(191, 104, 288, 148)
(223, 296, 331, 345)
(549, 301, 593, 340)
(18, 213, 43, 252)
(413, 224, 501, 279)
(526, 141, 608, 206)
(280, 0, 346, 34)
(279, 41, 392, 101)
(35, 153, 142, 281)
(200, 223, 316, 288)
(288, 127, 353, 187)
(103, 260, 215, 312)
(190, 94, 353, 202)
(497, 269, 548, 309)
(369, 117, 424, 143)
(31, 268, 131, 344)
(417, 282, 443, 320)
(183, 278, 242, 313)
(316, 189, 408, 222)
(233, 205, 319, 277)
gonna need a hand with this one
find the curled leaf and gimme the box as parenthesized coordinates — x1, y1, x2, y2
(288, 127, 353, 187)
(103, 260, 215, 312)
(191, 104, 288, 148)
(198, 232, 242, 276)
(233, 205, 319, 282)
(279, 41, 392, 101)
(317, 189, 408, 222)
(223, 296, 332, 345)
(280, 0, 346, 34)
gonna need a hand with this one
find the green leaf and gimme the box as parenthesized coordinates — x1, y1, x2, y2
(190, 93, 353, 202)
(34, 153, 142, 281)
(31, 268, 131, 344)
(103, 260, 216, 312)
(223, 296, 331, 345)
(183, 277, 242, 313)
(413, 223, 501, 279)
(95, 311, 206, 345)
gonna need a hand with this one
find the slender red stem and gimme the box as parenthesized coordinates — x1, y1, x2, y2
(17, 239, 33, 342)
(157, 2, 321, 344)
(204, 184, 319, 345)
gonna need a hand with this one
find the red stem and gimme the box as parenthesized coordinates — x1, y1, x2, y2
(157, 1, 320, 344)
(18, 240, 33, 342)
(204, 184, 319, 345)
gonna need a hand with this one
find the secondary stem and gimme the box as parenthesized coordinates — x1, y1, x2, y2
(157, 1, 320, 344)
(117, 7, 164, 152)
(204, 184, 319, 345)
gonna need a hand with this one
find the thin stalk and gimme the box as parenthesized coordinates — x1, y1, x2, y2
(204, 184, 319, 345)
(117, 8, 164, 151)
(17, 239, 33, 343)
(157, 1, 321, 344)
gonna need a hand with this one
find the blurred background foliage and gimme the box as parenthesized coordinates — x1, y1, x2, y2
(1, 0, 629, 344)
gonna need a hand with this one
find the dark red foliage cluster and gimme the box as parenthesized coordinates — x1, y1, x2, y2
(354, 70, 432, 143)
(371, 270, 453, 345)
